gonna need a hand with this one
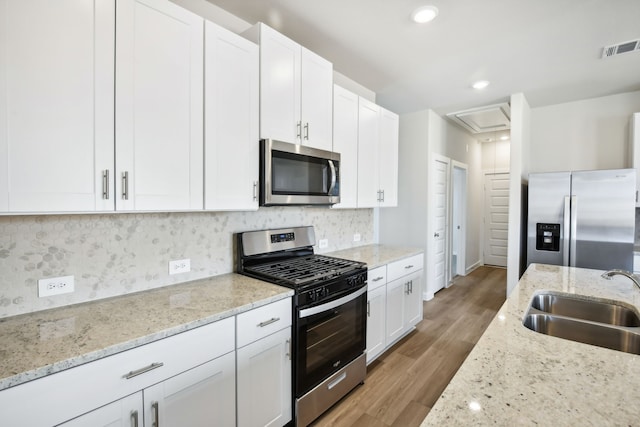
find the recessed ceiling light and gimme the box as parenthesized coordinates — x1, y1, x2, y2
(500, 135, 510, 141)
(472, 80, 490, 90)
(411, 5, 439, 23)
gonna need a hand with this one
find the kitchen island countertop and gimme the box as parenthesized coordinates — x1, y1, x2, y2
(421, 263, 640, 426)
(0, 273, 292, 392)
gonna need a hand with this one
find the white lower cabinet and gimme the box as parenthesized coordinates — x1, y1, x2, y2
(236, 298, 292, 427)
(60, 352, 235, 427)
(365, 254, 424, 364)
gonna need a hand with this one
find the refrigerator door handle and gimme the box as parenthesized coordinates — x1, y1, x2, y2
(569, 195, 578, 267)
(563, 196, 571, 266)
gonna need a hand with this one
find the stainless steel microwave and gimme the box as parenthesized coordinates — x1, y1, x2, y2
(260, 139, 340, 206)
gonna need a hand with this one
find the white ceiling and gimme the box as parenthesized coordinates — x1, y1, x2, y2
(205, 0, 640, 116)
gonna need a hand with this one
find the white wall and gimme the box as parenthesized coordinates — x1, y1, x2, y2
(507, 93, 531, 295)
(530, 90, 640, 172)
(379, 109, 483, 299)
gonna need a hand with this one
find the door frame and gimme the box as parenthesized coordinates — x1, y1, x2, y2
(450, 161, 468, 279)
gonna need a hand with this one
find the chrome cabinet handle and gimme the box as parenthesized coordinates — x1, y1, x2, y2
(152, 401, 159, 427)
(102, 170, 110, 200)
(404, 264, 414, 269)
(409, 280, 413, 293)
(130, 410, 139, 427)
(372, 276, 384, 282)
(253, 181, 258, 201)
(257, 317, 280, 327)
(434, 232, 439, 238)
(367, 300, 371, 317)
(296, 121, 302, 139)
(286, 338, 291, 360)
(123, 362, 164, 379)
(304, 122, 309, 140)
(122, 171, 129, 200)
(380, 189, 385, 202)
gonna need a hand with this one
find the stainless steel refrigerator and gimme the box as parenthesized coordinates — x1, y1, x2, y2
(527, 168, 636, 271)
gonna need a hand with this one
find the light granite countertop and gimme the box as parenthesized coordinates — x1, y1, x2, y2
(0, 273, 292, 392)
(327, 244, 423, 269)
(421, 263, 640, 426)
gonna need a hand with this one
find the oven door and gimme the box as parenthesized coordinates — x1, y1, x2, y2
(295, 284, 367, 397)
(260, 139, 340, 206)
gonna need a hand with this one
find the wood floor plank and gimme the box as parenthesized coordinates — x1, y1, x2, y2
(310, 266, 506, 427)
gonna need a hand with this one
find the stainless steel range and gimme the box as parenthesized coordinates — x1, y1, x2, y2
(236, 226, 367, 427)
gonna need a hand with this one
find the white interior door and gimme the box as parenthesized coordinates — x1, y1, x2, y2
(484, 172, 510, 267)
(431, 156, 450, 293)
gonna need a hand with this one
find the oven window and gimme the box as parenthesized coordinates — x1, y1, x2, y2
(272, 151, 329, 195)
(296, 291, 366, 396)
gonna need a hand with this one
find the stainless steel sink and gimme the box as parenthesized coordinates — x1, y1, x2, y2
(523, 292, 640, 355)
(530, 293, 640, 327)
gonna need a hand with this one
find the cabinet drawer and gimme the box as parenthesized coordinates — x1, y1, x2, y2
(0, 317, 234, 427)
(368, 266, 387, 291)
(387, 254, 424, 282)
(237, 298, 292, 348)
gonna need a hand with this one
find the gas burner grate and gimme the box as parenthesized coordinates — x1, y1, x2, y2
(245, 255, 363, 286)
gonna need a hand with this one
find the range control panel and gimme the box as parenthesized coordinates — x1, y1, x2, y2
(536, 223, 560, 251)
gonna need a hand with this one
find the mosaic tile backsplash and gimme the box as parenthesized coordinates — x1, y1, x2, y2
(0, 208, 373, 318)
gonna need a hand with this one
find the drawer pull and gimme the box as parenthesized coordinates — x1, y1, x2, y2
(123, 362, 164, 379)
(130, 410, 139, 427)
(404, 264, 414, 269)
(257, 317, 280, 328)
(372, 276, 384, 282)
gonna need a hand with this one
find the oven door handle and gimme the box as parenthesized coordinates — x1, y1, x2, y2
(299, 285, 367, 319)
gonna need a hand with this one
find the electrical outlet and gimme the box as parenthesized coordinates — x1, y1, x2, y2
(353, 233, 361, 242)
(38, 275, 75, 297)
(318, 239, 329, 249)
(169, 258, 191, 275)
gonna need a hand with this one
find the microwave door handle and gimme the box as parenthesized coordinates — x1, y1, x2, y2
(328, 160, 337, 195)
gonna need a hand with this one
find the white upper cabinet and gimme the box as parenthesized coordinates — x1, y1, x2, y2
(357, 98, 381, 208)
(204, 21, 259, 211)
(115, 0, 204, 211)
(245, 23, 333, 151)
(379, 107, 399, 207)
(355, 98, 399, 208)
(300, 47, 333, 150)
(0, 0, 115, 213)
(332, 85, 359, 208)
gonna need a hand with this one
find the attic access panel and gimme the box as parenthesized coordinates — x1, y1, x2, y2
(447, 103, 511, 134)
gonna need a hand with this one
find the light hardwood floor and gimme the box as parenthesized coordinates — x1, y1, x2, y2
(311, 266, 507, 427)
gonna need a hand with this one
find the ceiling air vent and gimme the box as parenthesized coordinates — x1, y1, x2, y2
(446, 102, 511, 134)
(602, 39, 640, 59)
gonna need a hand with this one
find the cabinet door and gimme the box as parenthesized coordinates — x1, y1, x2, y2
(332, 85, 359, 209)
(144, 351, 236, 427)
(357, 98, 380, 208)
(237, 327, 292, 427)
(258, 24, 301, 144)
(366, 285, 386, 364)
(379, 107, 399, 207)
(0, 0, 114, 213)
(300, 47, 333, 151)
(115, 0, 203, 211)
(385, 276, 405, 345)
(204, 21, 259, 211)
(59, 392, 143, 427)
(403, 271, 423, 331)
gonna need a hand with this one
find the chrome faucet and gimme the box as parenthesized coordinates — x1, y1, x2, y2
(601, 269, 640, 291)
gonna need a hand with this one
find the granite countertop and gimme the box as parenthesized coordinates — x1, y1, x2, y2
(327, 244, 423, 269)
(0, 273, 292, 392)
(421, 263, 640, 426)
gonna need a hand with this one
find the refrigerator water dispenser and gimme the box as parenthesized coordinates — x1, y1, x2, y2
(536, 223, 560, 251)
